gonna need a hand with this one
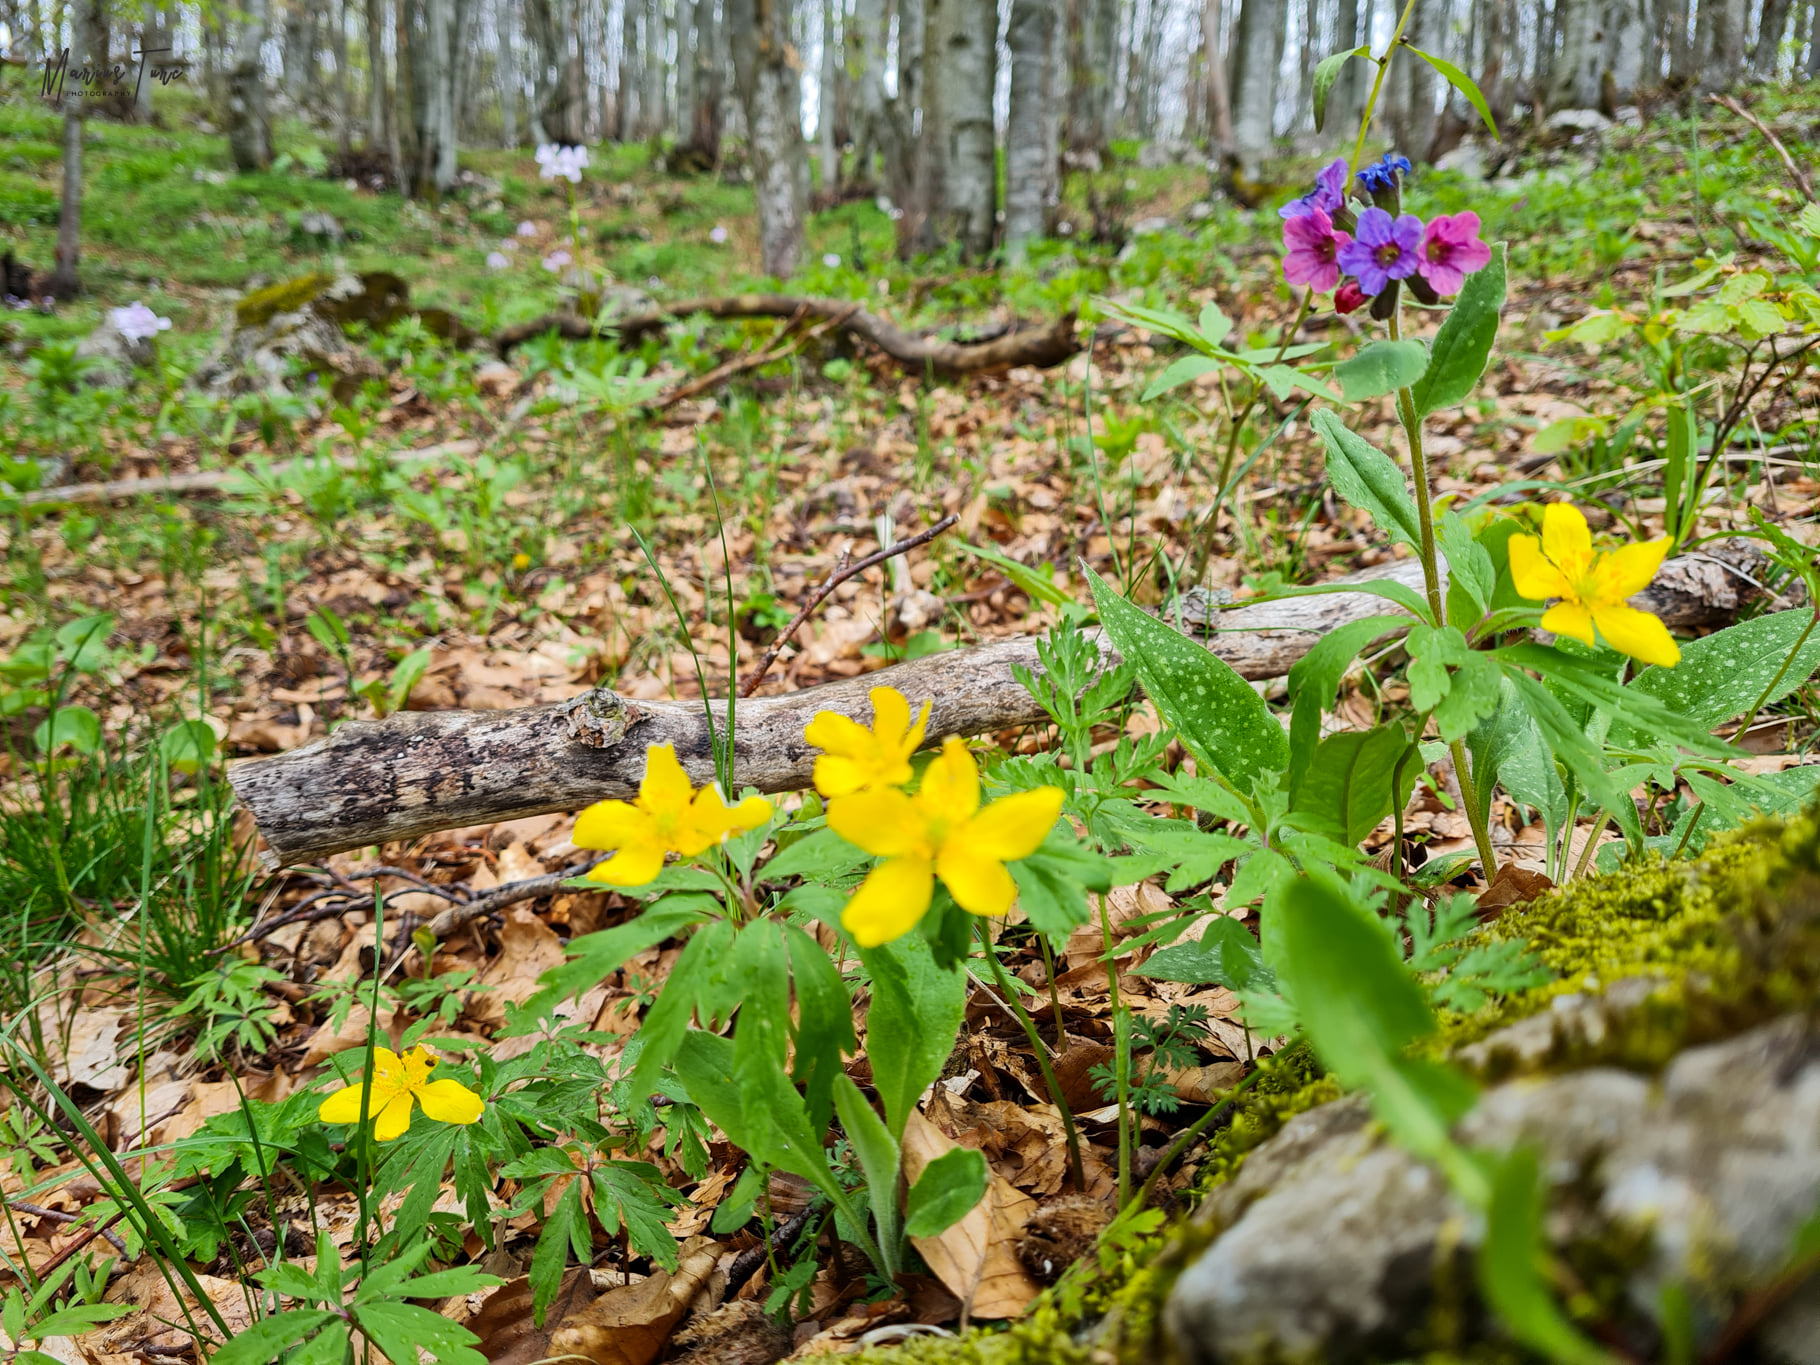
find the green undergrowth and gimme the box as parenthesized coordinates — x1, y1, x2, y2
(849, 802, 1820, 1365)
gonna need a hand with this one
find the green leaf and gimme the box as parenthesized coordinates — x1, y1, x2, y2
(1312, 45, 1369, 131)
(1411, 243, 1505, 417)
(1288, 723, 1418, 846)
(1142, 353, 1225, 401)
(1287, 615, 1411, 798)
(1469, 679, 1567, 839)
(1087, 567, 1288, 796)
(1478, 1148, 1615, 1365)
(590, 1163, 684, 1271)
(784, 922, 858, 1132)
(905, 1146, 989, 1238)
(54, 614, 116, 673)
(34, 705, 100, 757)
(860, 937, 967, 1141)
(1197, 301, 1233, 348)
(762, 825, 872, 883)
(1335, 340, 1429, 403)
(1437, 512, 1497, 625)
(1311, 410, 1421, 550)
(1620, 610, 1820, 743)
(624, 917, 738, 1100)
(1008, 832, 1111, 941)
(1137, 915, 1270, 990)
(354, 1301, 489, 1365)
(527, 900, 715, 1018)
(158, 719, 218, 775)
(210, 1312, 339, 1365)
(1404, 43, 1501, 139)
(955, 540, 1073, 608)
(832, 1075, 902, 1271)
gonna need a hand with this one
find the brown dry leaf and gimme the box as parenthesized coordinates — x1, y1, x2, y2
(466, 1267, 602, 1365)
(466, 907, 569, 1028)
(900, 1111, 1041, 1319)
(1064, 882, 1170, 971)
(97, 1263, 256, 1357)
(1160, 1060, 1246, 1105)
(548, 1235, 720, 1365)
(1477, 863, 1555, 912)
(299, 1003, 400, 1068)
(57, 1007, 130, 1092)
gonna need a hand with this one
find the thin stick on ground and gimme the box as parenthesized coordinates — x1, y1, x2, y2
(1709, 94, 1814, 199)
(646, 304, 860, 411)
(738, 513, 961, 697)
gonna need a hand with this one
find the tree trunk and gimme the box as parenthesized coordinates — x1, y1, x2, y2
(1387, 0, 1439, 157)
(642, 0, 667, 136)
(497, 0, 519, 144)
(1693, 0, 1746, 86)
(729, 0, 807, 275)
(365, 0, 390, 151)
(1809, 0, 1820, 74)
(228, 0, 273, 171)
(1478, 0, 1512, 128)
(848, 0, 908, 199)
(406, 0, 462, 193)
(1229, 0, 1280, 175)
(1005, 0, 1057, 253)
(933, 0, 997, 256)
(331, 0, 353, 150)
(685, 0, 724, 159)
(1065, 0, 1114, 155)
(48, 106, 84, 299)
(1603, 0, 1647, 105)
(1202, 0, 1232, 152)
(1753, 0, 1793, 70)
(135, 5, 168, 122)
(1547, 0, 1605, 108)
(818, 0, 840, 191)
(911, 0, 948, 249)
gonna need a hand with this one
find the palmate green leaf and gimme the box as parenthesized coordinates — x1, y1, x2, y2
(208, 1311, 338, 1365)
(1619, 609, 1820, 743)
(1404, 43, 1501, 139)
(624, 916, 737, 1101)
(1312, 45, 1370, 130)
(905, 1146, 989, 1238)
(1479, 1148, 1615, 1365)
(1412, 244, 1507, 418)
(1335, 340, 1429, 402)
(860, 936, 967, 1141)
(527, 898, 715, 1015)
(590, 1163, 684, 1271)
(1108, 818, 1250, 892)
(1137, 915, 1270, 990)
(1497, 666, 1642, 845)
(1311, 410, 1422, 550)
(1288, 723, 1418, 846)
(526, 1178, 588, 1326)
(1087, 566, 1288, 795)
(761, 825, 871, 882)
(354, 1301, 489, 1365)
(785, 922, 858, 1132)
(1469, 679, 1568, 839)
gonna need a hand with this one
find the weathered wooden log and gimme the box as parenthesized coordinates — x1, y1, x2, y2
(493, 295, 1080, 378)
(228, 545, 1770, 867)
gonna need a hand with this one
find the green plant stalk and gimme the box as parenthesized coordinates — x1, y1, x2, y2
(1127, 1064, 1266, 1213)
(1571, 812, 1611, 880)
(1348, 0, 1420, 176)
(978, 925, 1085, 1192)
(1113, 1005, 1133, 1209)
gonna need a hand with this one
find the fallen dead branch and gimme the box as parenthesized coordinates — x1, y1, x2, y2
(228, 541, 1770, 868)
(14, 438, 481, 508)
(1709, 93, 1814, 200)
(494, 294, 1081, 378)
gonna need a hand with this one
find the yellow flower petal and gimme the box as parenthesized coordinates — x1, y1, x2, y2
(587, 842, 668, 887)
(961, 788, 1065, 862)
(572, 799, 650, 851)
(1591, 537, 1672, 603)
(934, 845, 1019, 917)
(675, 787, 774, 855)
(416, 1078, 486, 1126)
(812, 754, 874, 798)
(399, 1047, 435, 1092)
(373, 1091, 415, 1142)
(638, 744, 696, 819)
(828, 787, 922, 857)
(319, 1083, 371, 1125)
(804, 710, 874, 761)
(869, 686, 911, 744)
(1539, 503, 1594, 581)
(918, 739, 981, 824)
(903, 699, 932, 753)
(1540, 600, 1597, 649)
(1508, 533, 1572, 602)
(732, 795, 774, 828)
(1592, 604, 1681, 667)
(841, 857, 935, 947)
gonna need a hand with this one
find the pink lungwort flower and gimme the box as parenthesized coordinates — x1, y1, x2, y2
(1416, 211, 1492, 296)
(1281, 208, 1352, 293)
(1279, 157, 1350, 220)
(1334, 282, 1369, 315)
(1335, 207, 1424, 296)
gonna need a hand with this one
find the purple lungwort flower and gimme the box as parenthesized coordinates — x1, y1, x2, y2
(1416, 211, 1492, 295)
(1281, 208, 1352, 293)
(1355, 152, 1412, 195)
(1279, 157, 1350, 220)
(1335, 207, 1424, 296)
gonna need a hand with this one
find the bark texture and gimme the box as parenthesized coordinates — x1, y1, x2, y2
(1005, 0, 1058, 251)
(228, 0, 274, 171)
(1228, 0, 1280, 175)
(230, 548, 1768, 867)
(729, 0, 807, 276)
(934, 0, 999, 257)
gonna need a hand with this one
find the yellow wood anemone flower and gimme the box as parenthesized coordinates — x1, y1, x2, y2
(572, 743, 773, 888)
(803, 685, 933, 797)
(1509, 503, 1681, 667)
(318, 1045, 484, 1142)
(828, 737, 1065, 948)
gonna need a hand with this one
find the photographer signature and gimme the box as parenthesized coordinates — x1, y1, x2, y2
(40, 45, 186, 106)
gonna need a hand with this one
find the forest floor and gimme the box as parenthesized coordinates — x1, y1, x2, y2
(1, 83, 1818, 1363)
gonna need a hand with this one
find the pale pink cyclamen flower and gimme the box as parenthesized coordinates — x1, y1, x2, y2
(1415, 211, 1493, 296)
(541, 249, 573, 273)
(486, 251, 511, 271)
(516, 220, 538, 238)
(709, 225, 729, 244)
(110, 302, 172, 342)
(1281, 208, 1352, 293)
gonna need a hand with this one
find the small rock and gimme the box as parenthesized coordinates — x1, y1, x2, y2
(1129, 216, 1172, 237)
(1138, 140, 1193, 169)
(1184, 200, 1218, 223)
(295, 209, 345, 245)
(1433, 139, 1489, 179)
(75, 313, 157, 388)
(1543, 107, 1613, 136)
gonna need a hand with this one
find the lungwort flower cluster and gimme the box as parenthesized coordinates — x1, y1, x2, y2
(1509, 503, 1681, 667)
(570, 744, 773, 887)
(809, 687, 1065, 948)
(1280, 154, 1491, 309)
(319, 1045, 484, 1142)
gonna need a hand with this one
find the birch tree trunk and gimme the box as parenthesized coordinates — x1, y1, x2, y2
(1065, 0, 1114, 154)
(1547, 0, 1605, 108)
(911, 0, 948, 250)
(1229, 0, 1280, 176)
(729, 0, 808, 274)
(498, 0, 520, 144)
(1202, 0, 1232, 153)
(407, 0, 462, 192)
(818, 0, 841, 191)
(936, 0, 997, 256)
(642, 0, 668, 135)
(1603, 0, 1647, 104)
(1752, 0, 1793, 70)
(1005, 0, 1057, 252)
(332, 0, 353, 151)
(365, 0, 390, 150)
(1665, 0, 1692, 80)
(685, 0, 723, 160)
(228, 0, 273, 171)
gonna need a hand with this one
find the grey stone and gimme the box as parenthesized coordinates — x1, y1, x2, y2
(1434, 140, 1489, 180)
(1544, 107, 1613, 136)
(296, 209, 345, 245)
(75, 314, 157, 388)
(1165, 1016, 1820, 1364)
(1184, 201, 1218, 223)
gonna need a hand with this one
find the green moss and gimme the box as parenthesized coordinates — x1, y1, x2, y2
(234, 272, 336, 327)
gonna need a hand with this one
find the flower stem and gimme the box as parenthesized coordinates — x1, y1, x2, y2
(979, 924, 1086, 1193)
(1348, 0, 1421, 177)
